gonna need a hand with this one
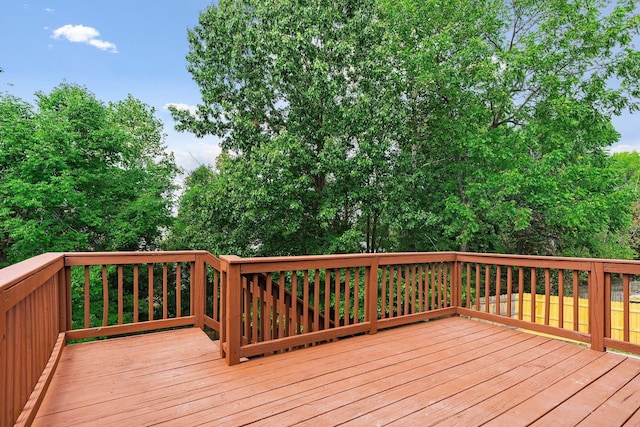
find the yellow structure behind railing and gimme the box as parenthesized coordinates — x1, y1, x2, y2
(520, 294, 640, 344)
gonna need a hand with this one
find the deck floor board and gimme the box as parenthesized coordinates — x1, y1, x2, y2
(33, 317, 640, 426)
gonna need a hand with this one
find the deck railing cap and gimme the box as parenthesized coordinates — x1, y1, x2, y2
(0, 252, 64, 291)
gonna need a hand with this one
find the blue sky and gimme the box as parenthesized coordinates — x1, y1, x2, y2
(0, 0, 220, 174)
(1, 1, 639, 179)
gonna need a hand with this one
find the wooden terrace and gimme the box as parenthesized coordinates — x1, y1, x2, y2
(4, 251, 640, 425)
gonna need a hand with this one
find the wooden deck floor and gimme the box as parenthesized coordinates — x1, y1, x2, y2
(33, 317, 640, 426)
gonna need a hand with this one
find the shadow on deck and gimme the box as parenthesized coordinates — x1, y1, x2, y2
(34, 317, 640, 426)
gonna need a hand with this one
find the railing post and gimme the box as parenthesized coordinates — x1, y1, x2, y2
(219, 265, 227, 360)
(221, 255, 242, 366)
(589, 261, 605, 351)
(58, 265, 70, 332)
(194, 253, 206, 330)
(366, 256, 379, 335)
(0, 293, 7, 426)
(452, 257, 461, 310)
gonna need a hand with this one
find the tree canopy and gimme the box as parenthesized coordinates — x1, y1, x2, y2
(171, 0, 640, 258)
(0, 84, 180, 266)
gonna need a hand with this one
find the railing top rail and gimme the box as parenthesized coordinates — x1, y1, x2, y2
(456, 253, 592, 270)
(456, 251, 640, 265)
(220, 252, 458, 274)
(63, 250, 210, 266)
(0, 252, 64, 292)
(222, 251, 640, 266)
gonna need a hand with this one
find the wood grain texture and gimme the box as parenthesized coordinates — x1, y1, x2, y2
(32, 317, 640, 427)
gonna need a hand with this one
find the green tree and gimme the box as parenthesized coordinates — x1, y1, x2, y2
(171, 0, 399, 255)
(173, 0, 640, 258)
(0, 84, 180, 266)
(381, 0, 640, 257)
(613, 151, 640, 257)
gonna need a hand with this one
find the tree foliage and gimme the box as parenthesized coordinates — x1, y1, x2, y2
(170, 0, 398, 255)
(171, 0, 640, 258)
(0, 84, 180, 266)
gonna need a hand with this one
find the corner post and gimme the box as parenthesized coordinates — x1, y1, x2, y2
(58, 263, 71, 332)
(0, 292, 7, 427)
(589, 261, 605, 351)
(193, 252, 206, 330)
(221, 255, 242, 365)
(366, 256, 379, 335)
(452, 255, 461, 310)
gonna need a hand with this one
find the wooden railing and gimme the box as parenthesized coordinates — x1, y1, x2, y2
(453, 253, 640, 356)
(0, 253, 66, 427)
(603, 260, 640, 354)
(0, 251, 222, 427)
(455, 253, 594, 347)
(63, 251, 207, 340)
(4, 250, 640, 424)
(219, 253, 458, 365)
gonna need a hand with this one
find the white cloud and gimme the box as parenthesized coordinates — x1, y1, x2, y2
(43, 7, 54, 13)
(51, 24, 118, 53)
(609, 144, 640, 154)
(171, 139, 222, 172)
(88, 39, 117, 52)
(53, 24, 98, 42)
(164, 103, 198, 116)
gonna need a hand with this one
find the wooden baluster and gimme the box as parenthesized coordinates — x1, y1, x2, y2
(438, 263, 444, 310)
(418, 264, 424, 312)
(265, 274, 274, 341)
(573, 270, 579, 331)
(506, 266, 513, 318)
(495, 265, 501, 316)
(279, 271, 286, 338)
(381, 266, 387, 318)
(313, 270, 320, 334)
(396, 266, 403, 316)
(162, 263, 168, 320)
(251, 274, 259, 343)
(335, 269, 341, 326)
(133, 265, 139, 323)
(530, 268, 537, 323)
(624, 274, 630, 342)
(484, 265, 490, 314)
(175, 263, 182, 318)
(148, 263, 154, 321)
(118, 265, 123, 324)
(558, 269, 564, 328)
(388, 266, 395, 317)
(605, 273, 612, 339)
(324, 270, 331, 330)
(292, 271, 298, 335)
(518, 267, 524, 320)
(303, 270, 310, 336)
(102, 265, 109, 327)
(466, 263, 471, 309)
(410, 264, 416, 313)
(84, 266, 90, 328)
(345, 268, 351, 326)
(544, 268, 551, 326)
(354, 267, 360, 323)
(403, 265, 409, 315)
(475, 264, 480, 311)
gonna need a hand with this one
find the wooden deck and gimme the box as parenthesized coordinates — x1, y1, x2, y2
(33, 317, 640, 426)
